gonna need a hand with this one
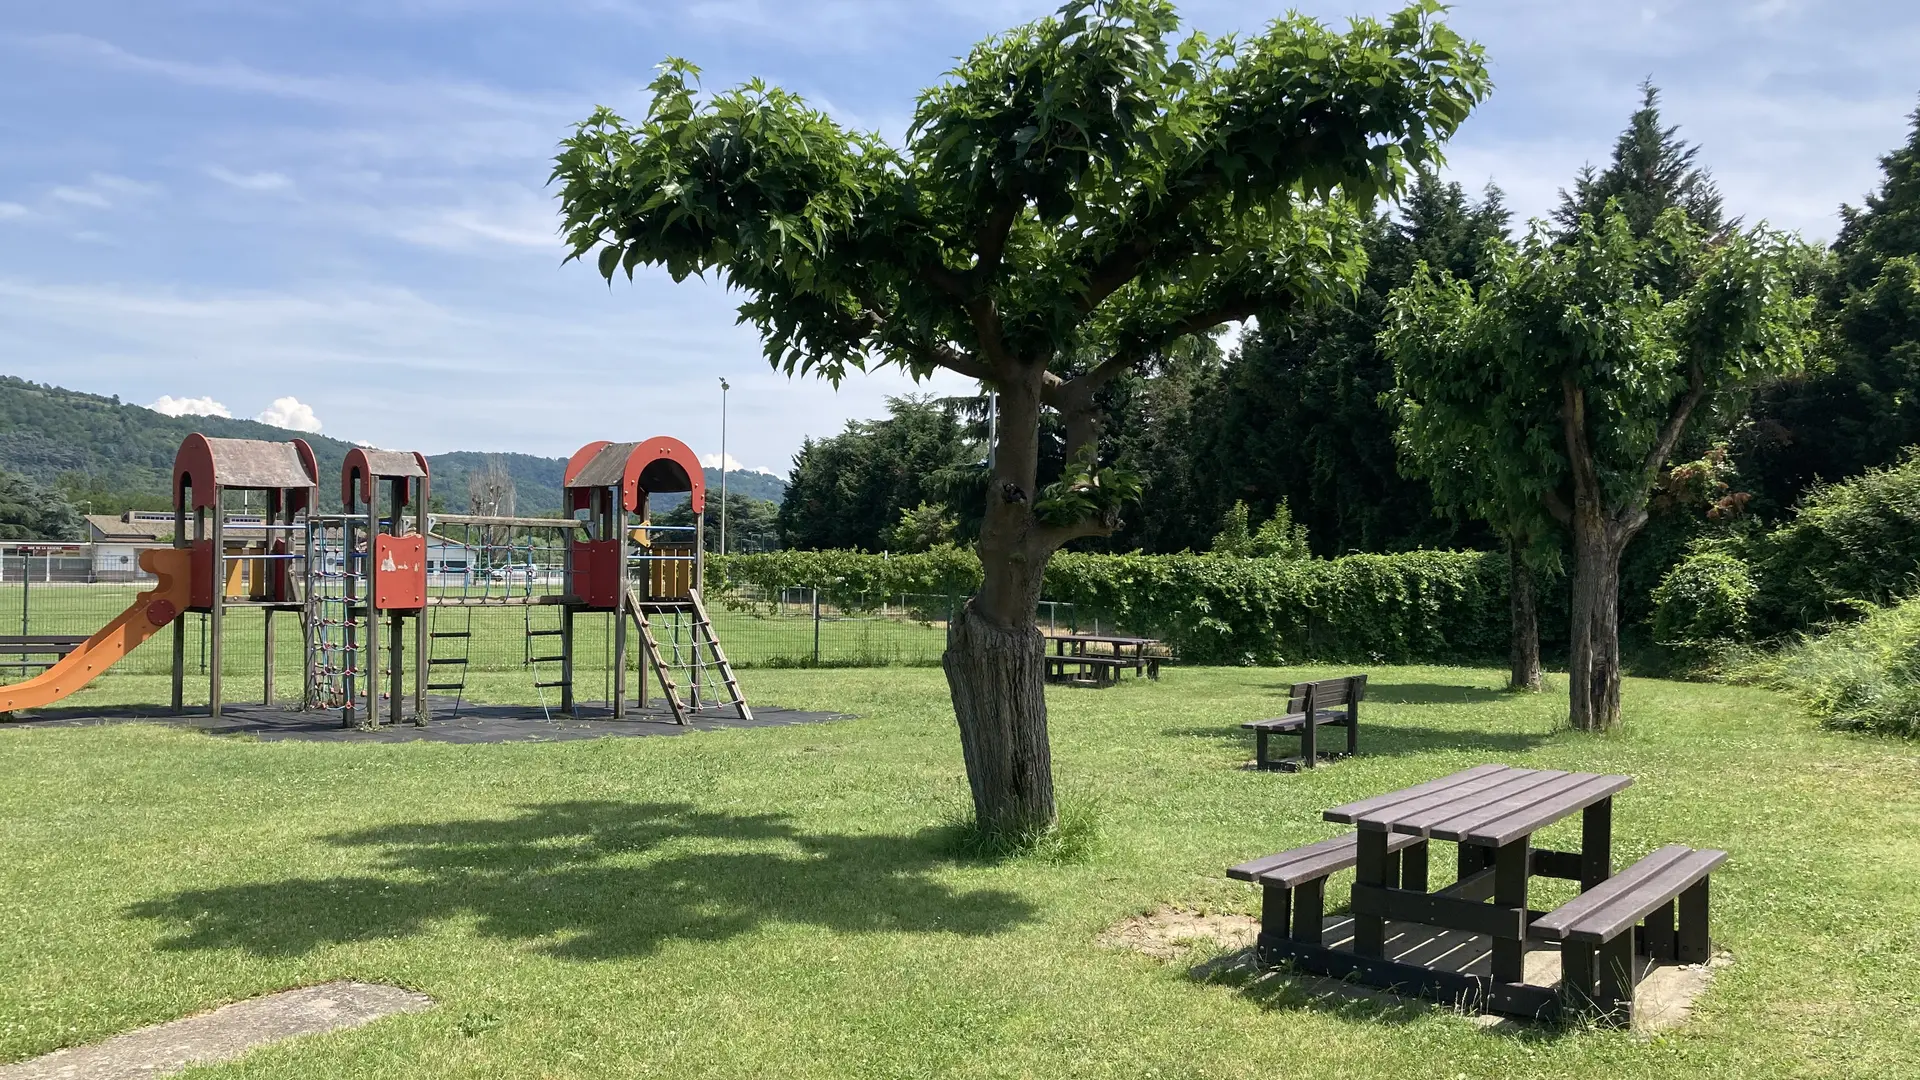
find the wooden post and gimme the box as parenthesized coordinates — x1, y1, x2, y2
(1345, 675, 1359, 755)
(415, 479, 429, 725)
(388, 610, 403, 727)
(1402, 839, 1430, 893)
(561, 605, 575, 716)
(1644, 899, 1677, 961)
(1259, 882, 1291, 959)
(1581, 797, 1613, 891)
(208, 498, 224, 719)
(612, 501, 628, 719)
(1677, 878, 1711, 964)
(1353, 828, 1389, 958)
(1291, 878, 1325, 945)
(263, 608, 275, 706)
(1596, 933, 1635, 1024)
(1300, 682, 1318, 768)
(1491, 836, 1530, 983)
(1561, 942, 1597, 1009)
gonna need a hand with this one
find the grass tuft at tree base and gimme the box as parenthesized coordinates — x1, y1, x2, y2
(937, 789, 1102, 864)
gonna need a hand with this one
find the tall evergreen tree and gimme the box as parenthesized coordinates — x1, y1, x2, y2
(1186, 170, 1509, 557)
(777, 396, 979, 551)
(1744, 103, 1920, 509)
(0, 469, 84, 541)
(1554, 81, 1727, 239)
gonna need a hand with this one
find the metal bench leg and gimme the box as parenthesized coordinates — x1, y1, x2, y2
(1300, 712, 1318, 768)
(1258, 882, 1291, 963)
(1677, 878, 1712, 964)
(1596, 934, 1635, 1026)
(1255, 729, 1270, 770)
(1643, 899, 1677, 961)
(1291, 878, 1325, 945)
(1346, 704, 1358, 756)
(1402, 840, 1430, 893)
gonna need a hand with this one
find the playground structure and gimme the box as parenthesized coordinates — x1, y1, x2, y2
(172, 434, 317, 718)
(0, 432, 750, 727)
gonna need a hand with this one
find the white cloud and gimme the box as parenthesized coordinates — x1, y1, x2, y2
(50, 186, 110, 208)
(207, 166, 292, 192)
(148, 394, 232, 418)
(0, 202, 29, 220)
(47, 173, 162, 211)
(256, 396, 323, 432)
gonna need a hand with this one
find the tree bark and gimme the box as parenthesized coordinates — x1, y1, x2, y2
(1508, 545, 1542, 693)
(1566, 511, 1627, 731)
(943, 370, 1059, 836)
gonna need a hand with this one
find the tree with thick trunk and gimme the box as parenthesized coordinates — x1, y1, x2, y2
(1507, 544, 1542, 692)
(552, 1, 1490, 835)
(1387, 210, 1811, 731)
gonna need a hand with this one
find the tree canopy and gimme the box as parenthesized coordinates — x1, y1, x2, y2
(1387, 207, 1812, 728)
(554, 0, 1490, 836)
(0, 468, 83, 542)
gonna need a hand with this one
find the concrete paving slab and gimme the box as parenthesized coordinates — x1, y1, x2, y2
(0, 982, 433, 1079)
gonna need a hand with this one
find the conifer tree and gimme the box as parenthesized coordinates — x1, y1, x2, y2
(1555, 81, 1727, 239)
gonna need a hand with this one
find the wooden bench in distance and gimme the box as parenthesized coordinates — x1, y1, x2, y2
(1530, 845, 1728, 1025)
(1228, 830, 1428, 962)
(1044, 654, 1130, 688)
(1241, 674, 1366, 771)
(0, 635, 89, 673)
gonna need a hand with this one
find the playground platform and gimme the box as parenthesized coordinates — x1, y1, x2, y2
(0, 697, 851, 744)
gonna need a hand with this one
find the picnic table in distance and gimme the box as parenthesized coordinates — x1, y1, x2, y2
(1042, 631, 1164, 687)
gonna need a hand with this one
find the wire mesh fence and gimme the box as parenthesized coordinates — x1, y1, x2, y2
(0, 543, 1097, 695)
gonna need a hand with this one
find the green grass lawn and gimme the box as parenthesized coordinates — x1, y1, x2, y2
(4, 665, 1918, 1077)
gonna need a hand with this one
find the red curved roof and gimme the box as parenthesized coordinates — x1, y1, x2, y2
(173, 434, 319, 513)
(563, 436, 705, 514)
(341, 448, 430, 507)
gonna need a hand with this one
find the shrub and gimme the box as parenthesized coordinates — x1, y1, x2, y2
(1651, 545, 1758, 650)
(1753, 451, 1920, 633)
(1736, 595, 1920, 737)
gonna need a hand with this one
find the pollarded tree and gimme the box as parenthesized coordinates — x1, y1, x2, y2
(1386, 208, 1810, 731)
(553, 0, 1489, 834)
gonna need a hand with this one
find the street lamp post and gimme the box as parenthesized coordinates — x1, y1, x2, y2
(719, 378, 730, 556)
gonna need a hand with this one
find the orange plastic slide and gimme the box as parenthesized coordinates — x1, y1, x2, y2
(1, 547, 193, 712)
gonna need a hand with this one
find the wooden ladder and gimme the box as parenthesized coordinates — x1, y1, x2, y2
(625, 587, 752, 724)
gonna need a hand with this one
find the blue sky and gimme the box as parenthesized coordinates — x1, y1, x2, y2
(3, 1, 1916, 475)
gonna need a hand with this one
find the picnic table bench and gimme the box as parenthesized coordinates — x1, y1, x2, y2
(1226, 764, 1729, 1024)
(1043, 633, 1163, 687)
(1241, 674, 1365, 770)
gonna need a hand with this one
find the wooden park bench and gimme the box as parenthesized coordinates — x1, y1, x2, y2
(1241, 674, 1366, 771)
(1044, 653, 1130, 687)
(0, 635, 88, 674)
(1531, 845, 1728, 1025)
(1228, 831, 1429, 961)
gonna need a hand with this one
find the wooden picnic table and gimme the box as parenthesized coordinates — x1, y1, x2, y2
(1317, 764, 1632, 1014)
(1042, 632, 1163, 685)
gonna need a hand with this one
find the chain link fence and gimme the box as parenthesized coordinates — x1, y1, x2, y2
(0, 543, 1094, 689)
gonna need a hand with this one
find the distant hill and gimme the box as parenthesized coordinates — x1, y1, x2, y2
(0, 376, 785, 515)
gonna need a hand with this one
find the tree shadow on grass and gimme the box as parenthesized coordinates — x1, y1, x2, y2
(1188, 949, 1576, 1040)
(125, 801, 1035, 960)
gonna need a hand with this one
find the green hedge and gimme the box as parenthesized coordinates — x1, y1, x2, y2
(710, 548, 1513, 665)
(1752, 451, 1920, 635)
